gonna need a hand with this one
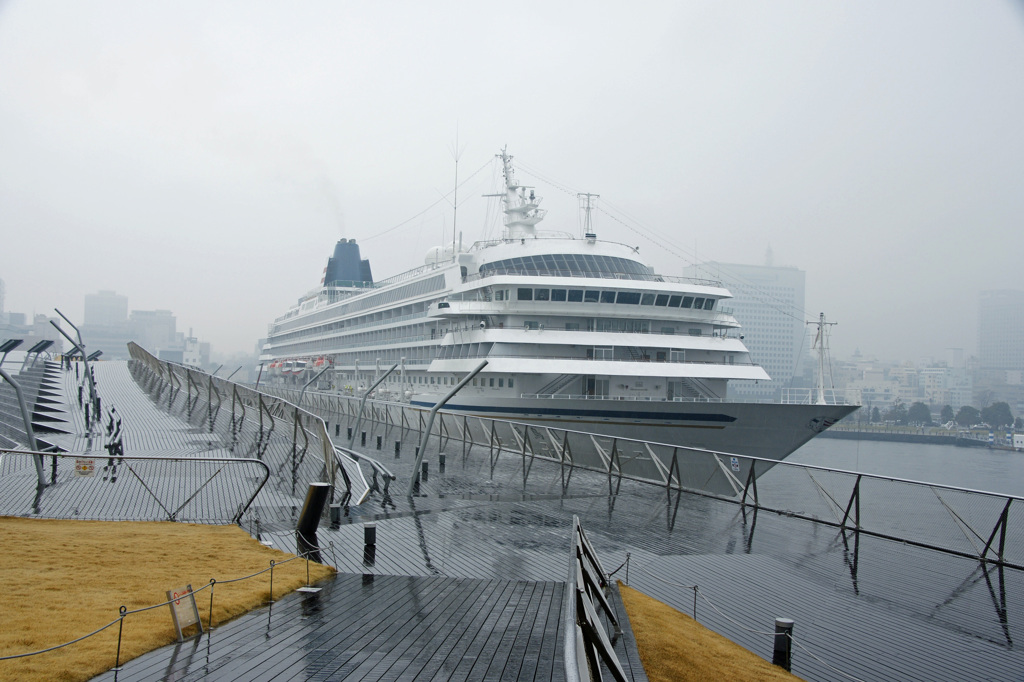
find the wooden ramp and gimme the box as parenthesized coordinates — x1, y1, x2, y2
(90, 573, 645, 682)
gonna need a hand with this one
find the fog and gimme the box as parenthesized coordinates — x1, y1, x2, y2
(1, 1, 1022, 362)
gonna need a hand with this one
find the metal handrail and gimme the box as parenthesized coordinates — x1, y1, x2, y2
(0, 449, 270, 524)
(565, 515, 628, 682)
(127, 342, 374, 507)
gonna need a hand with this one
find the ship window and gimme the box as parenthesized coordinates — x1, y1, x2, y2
(565, 322, 580, 331)
(594, 346, 614, 360)
(568, 289, 583, 302)
(600, 290, 616, 303)
(655, 294, 669, 306)
(508, 378, 513, 388)
(535, 288, 550, 301)
(704, 298, 715, 310)
(473, 378, 478, 386)
(640, 294, 655, 305)
(689, 328, 702, 336)
(584, 290, 600, 303)
(518, 288, 533, 301)
(662, 327, 675, 335)
(693, 298, 705, 309)
(551, 289, 567, 302)
(495, 290, 504, 301)
(670, 349, 685, 362)
(489, 378, 495, 387)
(499, 378, 504, 387)
(616, 291, 641, 305)
(679, 296, 692, 308)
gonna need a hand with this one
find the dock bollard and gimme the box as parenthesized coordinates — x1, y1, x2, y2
(364, 522, 376, 546)
(772, 618, 794, 671)
(394, 441, 401, 457)
(329, 504, 342, 528)
(376, 435, 382, 450)
(335, 424, 340, 437)
(347, 427, 352, 439)
(421, 461, 429, 482)
(361, 431, 366, 446)
(439, 453, 446, 472)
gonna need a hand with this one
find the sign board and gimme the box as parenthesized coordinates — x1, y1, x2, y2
(730, 457, 741, 473)
(166, 584, 204, 641)
(74, 459, 96, 477)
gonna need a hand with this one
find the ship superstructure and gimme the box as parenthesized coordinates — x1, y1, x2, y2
(261, 149, 856, 462)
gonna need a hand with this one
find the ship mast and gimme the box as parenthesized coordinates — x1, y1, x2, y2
(497, 147, 546, 238)
(577, 192, 599, 238)
(809, 312, 837, 405)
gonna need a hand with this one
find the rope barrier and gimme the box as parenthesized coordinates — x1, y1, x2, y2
(788, 635, 868, 682)
(0, 551, 310, 662)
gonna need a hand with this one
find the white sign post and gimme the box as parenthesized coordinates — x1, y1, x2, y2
(166, 584, 204, 641)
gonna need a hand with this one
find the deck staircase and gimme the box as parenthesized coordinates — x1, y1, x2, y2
(536, 373, 577, 396)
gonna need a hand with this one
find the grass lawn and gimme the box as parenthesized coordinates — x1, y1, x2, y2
(0, 517, 334, 682)
(620, 582, 801, 681)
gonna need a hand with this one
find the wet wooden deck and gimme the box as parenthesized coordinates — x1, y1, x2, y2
(5, 361, 1022, 680)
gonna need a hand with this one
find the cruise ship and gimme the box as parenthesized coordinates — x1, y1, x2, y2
(260, 149, 857, 462)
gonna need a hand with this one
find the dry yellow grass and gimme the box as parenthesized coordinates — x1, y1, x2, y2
(619, 582, 802, 682)
(0, 517, 334, 682)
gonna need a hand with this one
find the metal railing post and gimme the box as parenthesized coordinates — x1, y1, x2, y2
(350, 363, 398, 449)
(407, 360, 487, 496)
(0, 367, 46, 487)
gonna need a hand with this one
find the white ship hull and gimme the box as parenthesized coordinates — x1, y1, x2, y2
(412, 394, 856, 463)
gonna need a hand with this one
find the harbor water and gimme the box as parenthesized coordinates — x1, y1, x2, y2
(788, 437, 1024, 497)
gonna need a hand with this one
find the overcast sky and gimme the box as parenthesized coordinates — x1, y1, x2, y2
(1, 1, 1022, 363)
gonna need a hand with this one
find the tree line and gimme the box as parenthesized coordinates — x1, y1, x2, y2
(867, 400, 1020, 429)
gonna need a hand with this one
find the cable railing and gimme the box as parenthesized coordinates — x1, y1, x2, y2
(262, 386, 1024, 570)
(126, 343, 394, 517)
(0, 450, 269, 523)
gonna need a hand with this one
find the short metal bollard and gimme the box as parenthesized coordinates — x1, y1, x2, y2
(376, 435, 382, 450)
(421, 461, 429, 482)
(361, 431, 366, 446)
(364, 522, 376, 546)
(347, 426, 352, 439)
(772, 618, 794, 671)
(329, 503, 342, 528)
(439, 453, 446, 472)
(335, 424, 340, 437)
(395, 441, 401, 457)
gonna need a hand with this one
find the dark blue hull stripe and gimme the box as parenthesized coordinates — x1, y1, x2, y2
(410, 401, 737, 423)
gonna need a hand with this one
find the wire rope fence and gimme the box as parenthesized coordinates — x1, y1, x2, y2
(250, 384, 1024, 570)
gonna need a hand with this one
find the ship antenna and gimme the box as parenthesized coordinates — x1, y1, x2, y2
(449, 128, 466, 261)
(577, 192, 600, 238)
(808, 312, 837, 405)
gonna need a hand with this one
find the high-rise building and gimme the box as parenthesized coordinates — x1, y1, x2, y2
(84, 291, 128, 327)
(978, 290, 1024, 372)
(976, 290, 1024, 412)
(685, 258, 807, 402)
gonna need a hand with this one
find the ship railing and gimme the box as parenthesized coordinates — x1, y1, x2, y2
(521, 393, 728, 403)
(463, 269, 723, 287)
(564, 515, 629, 682)
(280, 389, 1024, 570)
(126, 343, 377, 515)
(440, 353, 761, 367)
(779, 388, 855, 406)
